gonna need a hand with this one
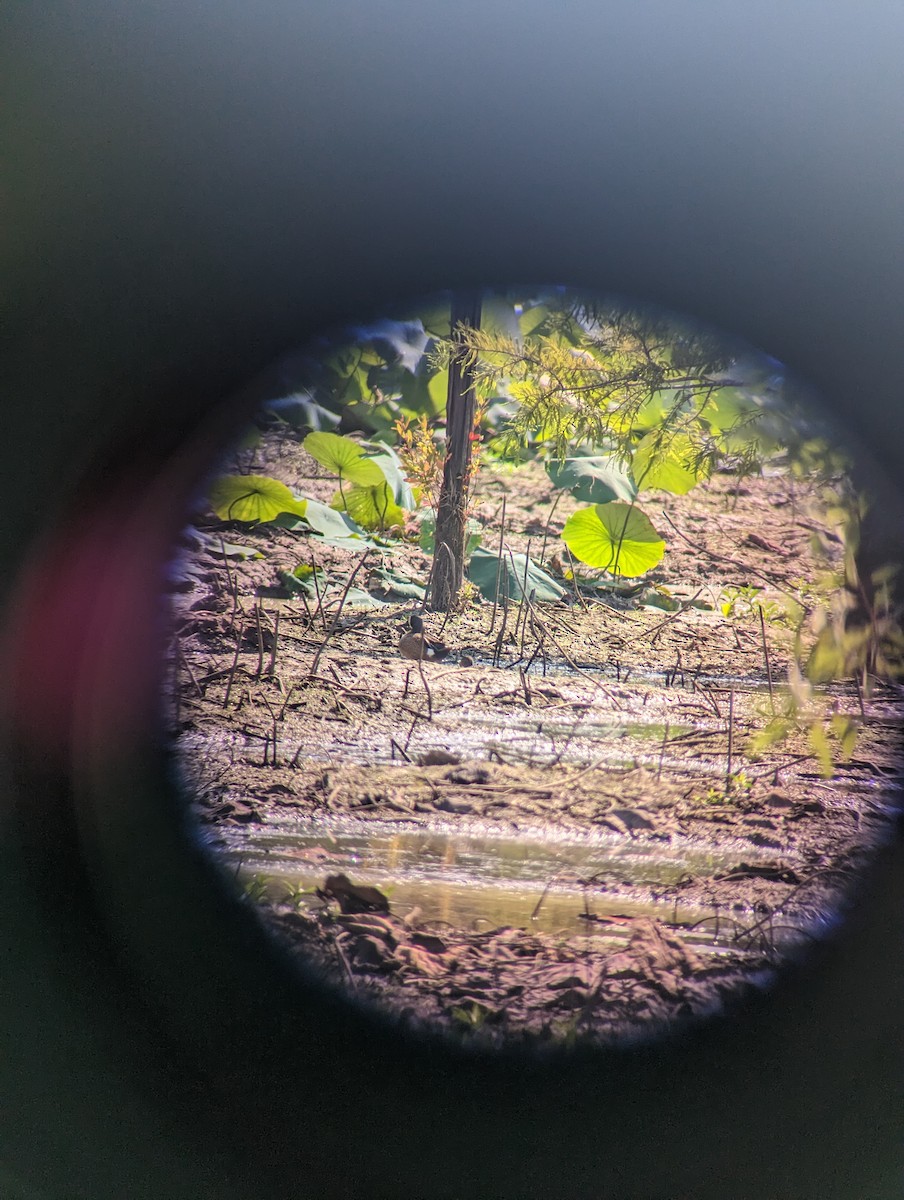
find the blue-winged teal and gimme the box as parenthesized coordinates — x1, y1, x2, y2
(398, 613, 449, 661)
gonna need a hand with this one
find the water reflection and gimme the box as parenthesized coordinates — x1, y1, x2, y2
(218, 819, 804, 948)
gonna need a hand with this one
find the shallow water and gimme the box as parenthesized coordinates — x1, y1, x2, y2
(182, 703, 729, 776)
(216, 818, 803, 948)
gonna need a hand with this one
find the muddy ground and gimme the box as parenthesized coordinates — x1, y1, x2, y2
(167, 427, 903, 1046)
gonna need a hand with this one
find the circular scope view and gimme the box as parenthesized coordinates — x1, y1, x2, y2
(167, 288, 904, 1048)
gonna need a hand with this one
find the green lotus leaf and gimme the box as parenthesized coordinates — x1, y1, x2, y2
(342, 587, 389, 609)
(303, 432, 386, 486)
(276, 564, 327, 597)
(426, 366, 449, 414)
(562, 502, 665, 577)
(546, 454, 637, 504)
(362, 446, 416, 509)
(630, 388, 695, 433)
(374, 568, 426, 600)
(697, 386, 758, 434)
(300, 498, 370, 544)
(192, 530, 265, 560)
(518, 303, 550, 339)
(638, 587, 681, 612)
(208, 475, 307, 524)
(467, 547, 565, 603)
(332, 481, 405, 532)
(632, 432, 707, 495)
(265, 394, 341, 434)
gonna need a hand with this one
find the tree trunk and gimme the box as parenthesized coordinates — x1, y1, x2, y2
(429, 291, 482, 612)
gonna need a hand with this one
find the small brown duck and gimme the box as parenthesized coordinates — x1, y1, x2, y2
(398, 613, 449, 661)
(317, 873, 390, 914)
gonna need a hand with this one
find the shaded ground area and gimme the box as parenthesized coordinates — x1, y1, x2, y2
(168, 431, 904, 1045)
(266, 907, 777, 1048)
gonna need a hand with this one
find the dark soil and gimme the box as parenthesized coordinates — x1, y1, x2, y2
(167, 427, 904, 1046)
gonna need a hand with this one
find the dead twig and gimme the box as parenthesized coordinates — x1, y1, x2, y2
(563, 757, 609, 787)
(488, 495, 507, 634)
(310, 556, 328, 630)
(278, 681, 298, 721)
(514, 542, 532, 650)
(726, 686, 735, 788)
(516, 585, 627, 711)
(757, 604, 774, 711)
(255, 603, 265, 677)
(222, 621, 246, 709)
(310, 552, 371, 675)
(175, 636, 203, 697)
(854, 671, 866, 721)
(659, 508, 801, 600)
(539, 491, 563, 566)
(494, 568, 511, 667)
(531, 873, 565, 922)
(403, 708, 422, 754)
(698, 686, 722, 719)
(622, 587, 704, 646)
(563, 544, 588, 610)
(389, 738, 412, 762)
(267, 610, 280, 675)
(220, 537, 240, 637)
(415, 654, 434, 720)
(658, 720, 669, 779)
(260, 693, 279, 766)
(329, 929, 357, 991)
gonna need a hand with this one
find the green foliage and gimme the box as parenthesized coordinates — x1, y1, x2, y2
(437, 303, 755, 468)
(748, 666, 861, 780)
(242, 874, 271, 902)
(332, 480, 406, 532)
(632, 430, 711, 495)
(303, 432, 412, 533)
(282, 882, 315, 909)
(457, 579, 481, 606)
(265, 394, 341, 435)
(419, 510, 482, 557)
(451, 1001, 490, 1030)
(295, 498, 373, 546)
(702, 786, 729, 805)
(719, 585, 802, 628)
(637, 587, 681, 612)
(561, 503, 666, 577)
(193, 531, 264, 560)
(209, 475, 307, 524)
(304, 432, 386, 486)
(289, 296, 790, 598)
(799, 485, 904, 688)
(806, 564, 904, 685)
(340, 588, 388, 609)
(282, 314, 450, 437)
(701, 772, 752, 804)
(277, 563, 326, 596)
(747, 710, 796, 758)
(393, 411, 445, 498)
(545, 453, 637, 505)
(467, 547, 566, 603)
(373, 567, 426, 600)
(425, 294, 788, 588)
(361, 442, 418, 508)
(720, 585, 763, 619)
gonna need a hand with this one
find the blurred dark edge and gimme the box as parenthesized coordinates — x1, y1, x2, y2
(1, 4, 903, 1198)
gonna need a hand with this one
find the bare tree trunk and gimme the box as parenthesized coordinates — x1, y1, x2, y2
(429, 290, 482, 612)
